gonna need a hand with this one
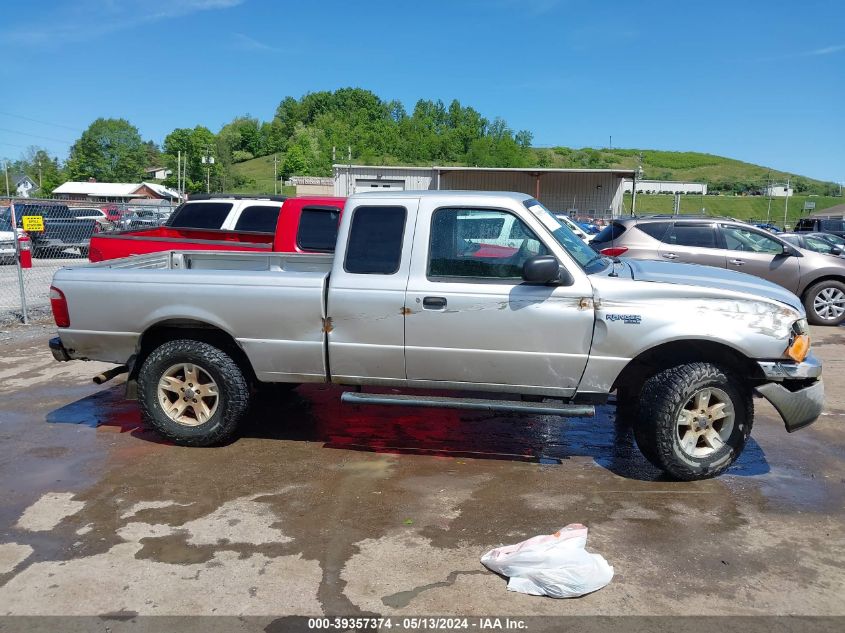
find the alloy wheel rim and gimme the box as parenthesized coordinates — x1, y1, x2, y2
(813, 287, 845, 320)
(677, 387, 735, 458)
(157, 363, 219, 426)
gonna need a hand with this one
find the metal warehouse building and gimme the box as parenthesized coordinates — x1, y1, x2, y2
(333, 165, 636, 218)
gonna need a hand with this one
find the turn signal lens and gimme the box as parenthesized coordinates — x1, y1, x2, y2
(600, 247, 628, 257)
(786, 334, 809, 362)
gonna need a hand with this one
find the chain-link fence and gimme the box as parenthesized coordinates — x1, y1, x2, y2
(0, 196, 179, 324)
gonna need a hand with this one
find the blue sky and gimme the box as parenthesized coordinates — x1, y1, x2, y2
(1, 0, 843, 182)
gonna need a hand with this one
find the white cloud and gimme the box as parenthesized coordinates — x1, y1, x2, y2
(2, 0, 246, 45)
(233, 32, 279, 53)
(805, 44, 845, 56)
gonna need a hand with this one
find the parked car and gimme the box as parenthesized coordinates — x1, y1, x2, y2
(553, 214, 593, 242)
(88, 196, 346, 262)
(779, 232, 844, 258)
(116, 209, 172, 231)
(49, 191, 823, 481)
(11, 204, 98, 258)
(0, 209, 22, 264)
(810, 232, 845, 249)
(794, 217, 845, 237)
(590, 215, 845, 325)
(753, 223, 781, 233)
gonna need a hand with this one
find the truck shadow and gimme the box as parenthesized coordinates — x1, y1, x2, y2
(46, 383, 770, 482)
(243, 385, 771, 481)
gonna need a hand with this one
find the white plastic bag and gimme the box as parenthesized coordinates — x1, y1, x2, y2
(480, 524, 613, 598)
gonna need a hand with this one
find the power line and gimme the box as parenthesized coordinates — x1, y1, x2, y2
(0, 126, 73, 145)
(0, 110, 81, 132)
(0, 141, 35, 150)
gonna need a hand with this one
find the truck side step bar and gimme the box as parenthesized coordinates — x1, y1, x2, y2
(341, 392, 595, 417)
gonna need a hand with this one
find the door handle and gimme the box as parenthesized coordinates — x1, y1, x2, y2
(729, 259, 745, 265)
(661, 252, 678, 260)
(422, 296, 447, 310)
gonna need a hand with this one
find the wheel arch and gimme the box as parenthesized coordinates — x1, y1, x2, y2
(799, 274, 845, 299)
(612, 339, 764, 394)
(129, 319, 257, 385)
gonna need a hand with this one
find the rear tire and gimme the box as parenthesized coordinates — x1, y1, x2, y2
(803, 280, 845, 326)
(138, 339, 250, 446)
(633, 362, 752, 481)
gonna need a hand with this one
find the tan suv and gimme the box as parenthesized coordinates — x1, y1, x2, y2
(591, 215, 845, 326)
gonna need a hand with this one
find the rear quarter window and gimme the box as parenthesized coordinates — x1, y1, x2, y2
(636, 222, 672, 241)
(297, 207, 341, 252)
(167, 202, 233, 229)
(234, 205, 280, 233)
(344, 206, 406, 274)
(593, 222, 626, 243)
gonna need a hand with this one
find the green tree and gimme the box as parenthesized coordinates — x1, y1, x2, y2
(281, 145, 308, 178)
(162, 126, 221, 192)
(66, 118, 148, 182)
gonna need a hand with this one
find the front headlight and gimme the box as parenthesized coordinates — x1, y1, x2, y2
(786, 318, 810, 362)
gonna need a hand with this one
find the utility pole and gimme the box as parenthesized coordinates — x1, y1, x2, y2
(4, 161, 9, 197)
(37, 160, 42, 188)
(201, 146, 214, 194)
(177, 151, 181, 198)
(783, 178, 790, 229)
(274, 154, 278, 195)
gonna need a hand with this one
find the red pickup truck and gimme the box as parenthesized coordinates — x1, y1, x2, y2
(88, 196, 346, 262)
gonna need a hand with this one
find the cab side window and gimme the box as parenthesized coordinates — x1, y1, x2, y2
(428, 208, 548, 280)
(721, 225, 783, 254)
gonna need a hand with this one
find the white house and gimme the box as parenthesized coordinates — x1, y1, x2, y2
(762, 184, 794, 198)
(144, 166, 172, 180)
(14, 175, 39, 198)
(52, 181, 182, 202)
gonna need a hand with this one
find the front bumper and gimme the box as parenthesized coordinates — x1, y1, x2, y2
(758, 354, 822, 381)
(49, 336, 71, 362)
(755, 354, 824, 433)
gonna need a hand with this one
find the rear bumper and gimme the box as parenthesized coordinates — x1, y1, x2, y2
(49, 336, 71, 362)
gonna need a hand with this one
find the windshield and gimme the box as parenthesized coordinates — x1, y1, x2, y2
(522, 199, 607, 273)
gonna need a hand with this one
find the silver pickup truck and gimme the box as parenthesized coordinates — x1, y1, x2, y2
(48, 191, 824, 481)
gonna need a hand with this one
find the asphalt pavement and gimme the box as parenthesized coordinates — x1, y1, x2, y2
(0, 323, 843, 627)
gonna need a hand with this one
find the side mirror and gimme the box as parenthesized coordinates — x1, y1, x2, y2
(832, 247, 843, 256)
(522, 255, 569, 284)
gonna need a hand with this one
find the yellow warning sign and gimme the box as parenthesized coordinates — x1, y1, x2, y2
(21, 216, 45, 232)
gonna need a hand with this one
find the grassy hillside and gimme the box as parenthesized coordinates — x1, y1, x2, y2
(534, 148, 836, 194)
(229, 155, 294, 196)
(231, 147, 840, 203)
(625, 193, 843, 227)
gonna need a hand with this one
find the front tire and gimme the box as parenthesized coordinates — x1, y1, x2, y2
(138, 339, 250, 446)
(633, 362, 752, 481)
(803, 280, 845, 326)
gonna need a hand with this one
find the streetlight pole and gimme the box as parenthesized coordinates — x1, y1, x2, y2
(4, 161, 9, 197)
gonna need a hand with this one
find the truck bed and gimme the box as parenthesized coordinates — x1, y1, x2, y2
(55, 250, 335, 381)
(88, 227, 276, 263)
